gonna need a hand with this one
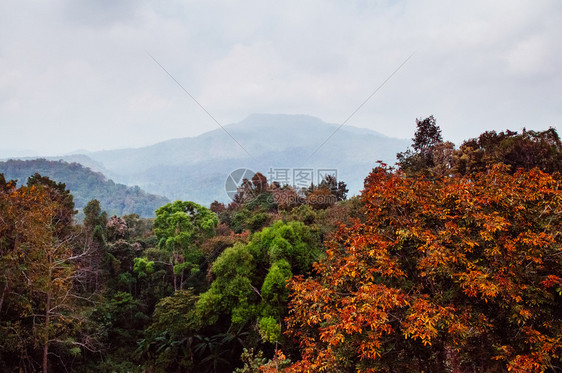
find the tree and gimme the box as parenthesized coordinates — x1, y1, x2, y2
(154, 201, 218, 291)
(106, 216, 128, 241)
(252, 173, 269, 194)
(194, 220, 320, 371)
(303, 175, 348, 210)
(0, 175, 95, 372)
(79, 199, 108, 293)
(273, 186, 304, 211)
(315, 175, 348, 203)
(305, 188, 336, 210)
(283, 165, 562, 372)
(138, 290, 198, 372)
(453, 127, 562, 175)
(27, 173, 76, 238)
(411, 115, 443, 153)
(397, 115, 446, 176)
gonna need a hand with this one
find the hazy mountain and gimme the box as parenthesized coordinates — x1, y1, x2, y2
(82, 114, 409, 204)
(0, 159, 169, 218)
(2, 114, 409, 206)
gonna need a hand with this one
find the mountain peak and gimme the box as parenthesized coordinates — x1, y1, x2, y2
(234, 113, 333, 130)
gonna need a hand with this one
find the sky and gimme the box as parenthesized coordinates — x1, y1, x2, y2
(1, 0, 561, 156)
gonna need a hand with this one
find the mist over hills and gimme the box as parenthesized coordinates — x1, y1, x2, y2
(87, 114, 404, 173)
(85, 114, 409, 204)
(3, 114, 409, 206)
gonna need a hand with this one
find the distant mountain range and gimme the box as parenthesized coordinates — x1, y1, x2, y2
(2, 114, 410, 206)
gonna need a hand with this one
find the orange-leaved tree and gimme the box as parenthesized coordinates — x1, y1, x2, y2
(0, 175, 93, 373)
(283, 164, 561, 372)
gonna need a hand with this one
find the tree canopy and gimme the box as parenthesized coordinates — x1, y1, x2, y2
(154, 200, 219, 291)
(283, 164, 562, 372)
(2, 119, 561, 372)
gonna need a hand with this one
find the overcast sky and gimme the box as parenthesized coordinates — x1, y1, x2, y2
(1, 0, 560, 156)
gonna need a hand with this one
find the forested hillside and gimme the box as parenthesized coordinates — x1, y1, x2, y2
(0, 159, 168, 217)
(0, 118, 560, 372)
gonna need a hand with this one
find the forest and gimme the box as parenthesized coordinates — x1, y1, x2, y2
(0, 159, 169, 218)
(0, 118, 561, 372)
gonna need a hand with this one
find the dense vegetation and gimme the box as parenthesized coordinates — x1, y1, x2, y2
(0, 119, 560, 372)
(0, 159, 169, 217)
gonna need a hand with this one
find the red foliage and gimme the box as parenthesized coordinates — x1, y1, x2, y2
(282, 165, 562, 372)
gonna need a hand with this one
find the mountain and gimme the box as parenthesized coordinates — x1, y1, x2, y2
(2, 114, 410, 206)
(0, 159, 169, 218)
(80, 114, 409, 204)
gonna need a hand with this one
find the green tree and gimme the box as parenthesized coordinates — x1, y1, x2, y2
(154, 201, 218, 291)
(137, 290, 198, 371)
(397, 115, 446, 176)
(195, 220, 320, 371)
(80, 199, 108, 293)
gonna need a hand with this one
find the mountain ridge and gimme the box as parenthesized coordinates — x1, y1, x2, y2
(2, 114, 409, 205)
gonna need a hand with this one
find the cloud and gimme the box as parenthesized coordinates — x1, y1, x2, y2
(506, 34, 555, 76)
(0, 0, 560, 154)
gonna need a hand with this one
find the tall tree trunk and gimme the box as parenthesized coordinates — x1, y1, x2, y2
(172, 261, 177, 292)
(180, 269, 184, 291)
(0, 280, 8, 314)
(43, 291, 51, 373)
